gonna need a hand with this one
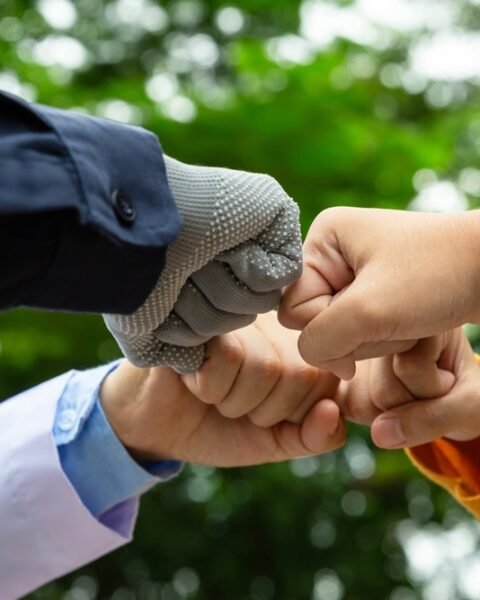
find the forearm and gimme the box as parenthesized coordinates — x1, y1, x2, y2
(0, 91, 181, 314)
(56, 362, 182, 518)
(0, 373, 132, 599)
(0, 363, 184, 598)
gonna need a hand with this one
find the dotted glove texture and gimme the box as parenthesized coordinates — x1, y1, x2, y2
(104, 156, 302, 372)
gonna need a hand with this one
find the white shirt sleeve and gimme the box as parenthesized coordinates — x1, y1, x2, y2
(0, 372, 138, 600)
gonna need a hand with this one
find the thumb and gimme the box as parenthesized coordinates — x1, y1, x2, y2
(296, 277, 383, 379)
(392, 335, 455, 399)
(371, 374, 480, 448)
(279, 212, 355, 331)
(272, 399, 346, 459)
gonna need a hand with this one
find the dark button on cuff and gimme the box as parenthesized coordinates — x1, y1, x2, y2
(112, 189, 136, 225)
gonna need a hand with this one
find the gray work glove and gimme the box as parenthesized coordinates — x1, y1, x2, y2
(104, 156, 302, 373)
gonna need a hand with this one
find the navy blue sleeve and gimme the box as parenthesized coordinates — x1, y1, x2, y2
(0, 92, 182, 314)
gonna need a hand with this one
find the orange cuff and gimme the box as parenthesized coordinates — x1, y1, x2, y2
(404, 354, 480, 519)
(406, 440, 480, 518)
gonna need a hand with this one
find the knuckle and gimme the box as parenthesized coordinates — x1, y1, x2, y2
(258, 355, 282, 381)
(277, 302, 298, 329)
(291, 364, 318, 389)
(216, 401, 244, 420)
(247, 409, 276, 429)
(201, 388, 224, 405)
(261, 172, 282, 190)
(221, 339, 244, 366)
(190, 375, 222, 405)
(370, 391, 388, 412)
(255, 173, 287, 202)
(346, 398, 370, 425)
(317, 206, 343, 223)
(393, 355, 421, 380)
(313, 206, 351, 232)
(372, 393, 405, 413)
(344, 392, 378, 425)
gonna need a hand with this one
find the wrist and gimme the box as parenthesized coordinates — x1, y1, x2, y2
(99, 362, 161, 463)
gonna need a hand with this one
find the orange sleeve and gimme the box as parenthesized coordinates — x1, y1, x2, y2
(405, 354, 480, 518)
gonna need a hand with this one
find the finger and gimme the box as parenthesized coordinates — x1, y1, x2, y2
(295, 277, 379, 371)
(271, 399, 346, 459)
(301, 399, 346, 454)
(247, 364, 323, 428)
(368, 355, 414, 412)
(161, 344, 206, 374)
(278, 259, 336, 330)
(333, 361, 382, 426)
(154, 313, 211, 347)
(371, 375, 480, 448)
(286, 371, 340, 424)
(352, 339, 417, 361)
(249, 311, 339, 425)
(181, 333, 243, 404)
(295, 348, 357, 381)
(215, 328, 282, 419)
(219, 198, 303, 292)
(191, 262, 282, 315)
(154, 281, 256, 346)
(393, 335, 455, 399)
(114, 329, 205, 373)
(307, 340, 417, 382)
(279, 213, 355, 330)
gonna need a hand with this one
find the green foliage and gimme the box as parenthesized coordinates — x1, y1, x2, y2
(1, 0, 480, 598)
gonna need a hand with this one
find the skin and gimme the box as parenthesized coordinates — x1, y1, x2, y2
(335, 327, 480, 449)
(101, 308, 480, 465)
(100, 312, 345, 467)
(100, 312, 480, 465)
(279, 207, 480, 380)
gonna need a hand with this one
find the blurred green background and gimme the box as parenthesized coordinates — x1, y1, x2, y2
(1, 0, 480, 598)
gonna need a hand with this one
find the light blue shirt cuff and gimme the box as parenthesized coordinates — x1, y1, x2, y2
(54, 362, 183, 518)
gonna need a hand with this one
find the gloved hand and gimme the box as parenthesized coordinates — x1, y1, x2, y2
(104, 156, 302, 372)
